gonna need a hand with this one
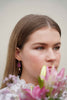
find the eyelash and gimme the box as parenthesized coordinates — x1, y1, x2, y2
(35, 46, 44, 50)
(53, 46, 60, 51)
(34, 46, 60, 50)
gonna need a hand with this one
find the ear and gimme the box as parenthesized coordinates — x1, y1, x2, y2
(15, 47, 22, 61)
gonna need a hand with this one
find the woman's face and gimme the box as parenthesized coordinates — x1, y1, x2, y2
(19, 27, 61, 79)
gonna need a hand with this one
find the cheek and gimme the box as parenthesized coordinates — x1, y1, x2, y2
(29, 52, 45, 66)
(56, 53, 61, 64)
(25, 53, 44, 75)
(22, 52, 42, 68)
(30, 54, 41, 62)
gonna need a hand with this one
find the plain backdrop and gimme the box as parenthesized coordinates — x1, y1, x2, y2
(0, 0, 67, 86)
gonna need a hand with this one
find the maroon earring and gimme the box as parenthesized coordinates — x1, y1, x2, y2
(17, 61, 22, 77)
(17, 61, 21, 71)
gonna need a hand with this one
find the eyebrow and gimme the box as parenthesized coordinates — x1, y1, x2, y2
(32, 42, 61, 46)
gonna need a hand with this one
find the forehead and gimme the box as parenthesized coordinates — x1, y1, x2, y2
(28, 27, 61, 43)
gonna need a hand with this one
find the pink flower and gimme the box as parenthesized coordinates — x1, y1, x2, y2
(21, 86, 49, 100)
(57, 68, 65, 79)
(19, 89, 36, 100)
(32, 85, 49, 99)
(43, 66, 57, 89)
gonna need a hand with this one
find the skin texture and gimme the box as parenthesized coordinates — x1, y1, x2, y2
(16, 27, 61, 85)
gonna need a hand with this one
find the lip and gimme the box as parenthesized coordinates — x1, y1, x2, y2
(48, 66, 52, 68)
(48, 66, 58, 70)
(48, 66, 52, 72)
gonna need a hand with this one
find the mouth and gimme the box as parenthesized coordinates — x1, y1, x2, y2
(48, 66, 58, 72)
(48, 66, 52, 72)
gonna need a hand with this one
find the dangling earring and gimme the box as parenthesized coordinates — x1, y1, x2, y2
(17, 61, 22, 77)
(17, 61, 21, 71)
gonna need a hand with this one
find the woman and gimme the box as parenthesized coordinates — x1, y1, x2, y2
(0, 14, 61, 99)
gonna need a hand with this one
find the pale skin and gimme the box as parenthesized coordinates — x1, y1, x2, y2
(15, 27, 61, 85)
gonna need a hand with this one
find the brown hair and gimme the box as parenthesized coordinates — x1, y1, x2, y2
(1, 14, 61, 88)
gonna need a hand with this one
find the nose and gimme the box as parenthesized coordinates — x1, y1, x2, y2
(46, 48, 56, 62)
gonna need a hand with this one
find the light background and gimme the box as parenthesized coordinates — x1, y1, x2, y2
(0, 0, 67, 86)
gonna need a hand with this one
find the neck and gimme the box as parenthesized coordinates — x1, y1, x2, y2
(20, 70, 38, 86)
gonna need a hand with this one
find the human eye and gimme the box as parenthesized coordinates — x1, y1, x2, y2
(35, 46, 44, 50)
(53, 46, 60, 51)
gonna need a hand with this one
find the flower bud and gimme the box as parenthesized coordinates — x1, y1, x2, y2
(40, 65, 46, 80)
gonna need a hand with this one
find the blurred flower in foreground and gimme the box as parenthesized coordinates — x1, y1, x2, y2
(22, 66, 67, 100)
(0, 65, 67, 100)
